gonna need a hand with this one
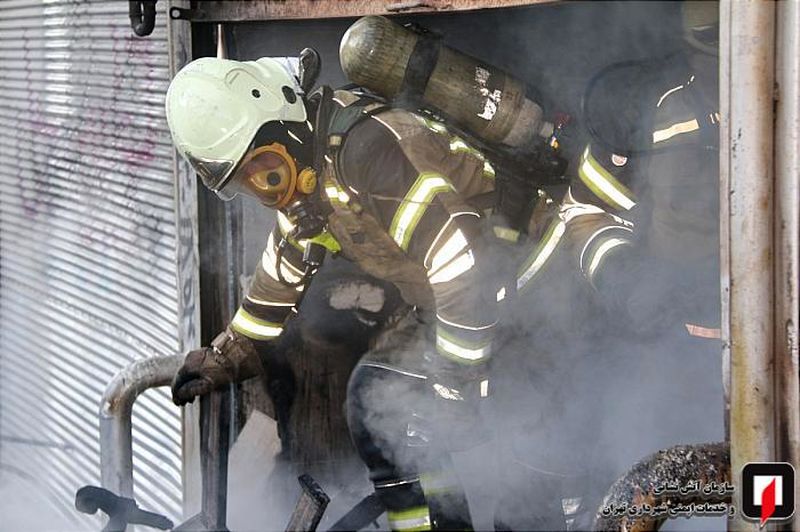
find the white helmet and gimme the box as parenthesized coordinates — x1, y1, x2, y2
(165, 57, 307, 198)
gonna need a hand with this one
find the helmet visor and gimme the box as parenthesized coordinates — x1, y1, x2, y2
(219, 143, 297, 207)
(185, 153, 236, 192)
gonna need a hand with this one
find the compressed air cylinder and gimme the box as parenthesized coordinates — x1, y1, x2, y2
(339, 15, 552, 152)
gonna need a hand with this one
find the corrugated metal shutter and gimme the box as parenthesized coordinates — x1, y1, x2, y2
(0, 0, 183, 526)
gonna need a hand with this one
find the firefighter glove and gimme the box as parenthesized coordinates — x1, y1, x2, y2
(171, 328, 265, 406)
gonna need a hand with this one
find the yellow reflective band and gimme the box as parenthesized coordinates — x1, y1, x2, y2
(390, 173, 454, 250)
(493, 225, 519, 242)
(587, 237, 629, 279)
(428, 249, 474, 284)
(417, 115, 449, 135)
(231, 308, 283, 340)
(324, 184, 339, 200)
(449, 138, 470, 153)
(308, 231, 341, 253)
(578, 146, 636, 211)
(449, 137, 484, 158)
(517, 219, 566, 292)
(483, 160, 496, 179)
(652, 118, 699, 144)
(387, 506, 432, 532)
(436, 329, 491, 363)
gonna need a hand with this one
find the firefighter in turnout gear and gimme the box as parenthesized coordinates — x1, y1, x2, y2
(567, 0, 720, 338)
(166, 56, 499, 530)
(487, 5, 721, 527)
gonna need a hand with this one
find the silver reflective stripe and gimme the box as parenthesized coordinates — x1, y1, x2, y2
(262, 233, 305, 284)
(428, 250, 474, 284)
(560, 188, 606, 223)
(371, 114, 402, 140)
(517, 219, 566, 292)
(433, 383, 463, 401)
(656, 84, 685, 107)
(423, 211, 480, 269)
(578, 225, 632, 274)
(360, 362, 427, 380)
(428, 229, 469, 272)
(245, 296, 295, 307)
(496, 286, 507, 302)
(277, 211, 295, 235)
(376, 476, 421, 489)
(436, 314, 497, 331)
(587, 237, 630, 279)
(652, 118, 700, 144)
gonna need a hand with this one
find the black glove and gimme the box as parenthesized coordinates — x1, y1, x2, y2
(171, 328, 265, 406)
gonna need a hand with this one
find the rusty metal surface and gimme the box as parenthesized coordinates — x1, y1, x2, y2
(720, 2, 777, 530)
(0, 0, 184, 524)
(593, 442, 731, 532)
(167, 0, 204, 518)
(775, 0, 800, 522)
(179, 0, 559, 22)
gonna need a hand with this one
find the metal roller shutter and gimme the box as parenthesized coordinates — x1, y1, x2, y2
(0, 0, 183, 526)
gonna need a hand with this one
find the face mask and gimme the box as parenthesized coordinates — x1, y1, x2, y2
(220, 142, 317, 208)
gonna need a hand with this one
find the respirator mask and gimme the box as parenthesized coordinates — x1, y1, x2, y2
(225, 137, 326, 232)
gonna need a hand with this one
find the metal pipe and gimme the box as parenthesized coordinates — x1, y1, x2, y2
(99, 354, 183, 497)
(720, 2, 777, 530)
(775, 0, 800, 515)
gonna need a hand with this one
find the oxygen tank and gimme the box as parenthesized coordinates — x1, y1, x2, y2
(339, 15, 553, 153)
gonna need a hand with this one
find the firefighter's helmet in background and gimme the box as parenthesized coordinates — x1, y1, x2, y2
(165, 57, 308, 204)
(682, 1, 719, 56)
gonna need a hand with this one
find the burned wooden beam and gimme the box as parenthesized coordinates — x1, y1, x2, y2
(593, 442, 731, 532)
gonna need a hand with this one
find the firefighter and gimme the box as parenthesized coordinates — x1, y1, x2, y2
(488, 6, 722, 527)
(486, 5, 721, 528)
(165, 56, 499, 530)
(567, 0, 720, 339)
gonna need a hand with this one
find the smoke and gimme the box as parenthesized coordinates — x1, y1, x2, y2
(224, 3, 725, 531)
(0, 468, 92, 531)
